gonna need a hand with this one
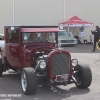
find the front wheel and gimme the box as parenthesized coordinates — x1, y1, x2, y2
(73, 64, 92, 88)
(21, 67, 37, 95)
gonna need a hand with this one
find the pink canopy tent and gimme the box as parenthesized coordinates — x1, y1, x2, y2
(60, 15, 93, 28)
(60, 16, 93, 35)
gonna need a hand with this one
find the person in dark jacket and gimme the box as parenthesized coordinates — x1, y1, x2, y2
(91, 26, 100, 51)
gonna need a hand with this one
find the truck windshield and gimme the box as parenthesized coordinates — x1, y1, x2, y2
(22, 32, 56, 43)
(58, 31, 68, 36)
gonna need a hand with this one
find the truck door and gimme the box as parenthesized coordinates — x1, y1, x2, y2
(5, 29, 21, 69)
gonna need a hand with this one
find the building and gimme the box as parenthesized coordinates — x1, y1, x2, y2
(0, 0, 100, 42)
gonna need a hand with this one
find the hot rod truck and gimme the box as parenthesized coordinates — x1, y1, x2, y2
(0, 26, 92, 95)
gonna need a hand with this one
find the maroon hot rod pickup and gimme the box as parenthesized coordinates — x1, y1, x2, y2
(0, 26, 92, 95)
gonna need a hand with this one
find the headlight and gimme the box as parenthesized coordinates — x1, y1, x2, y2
(72, 59, 78, 67)
(39, 61, 46, 69)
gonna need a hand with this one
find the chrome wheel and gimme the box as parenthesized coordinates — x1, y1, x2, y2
(21, 71, 27, 92)
(21, 68, 37, 95)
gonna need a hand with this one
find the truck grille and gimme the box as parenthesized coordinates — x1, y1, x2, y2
(61, 40, 74, 43)
(51, 54, 70, 76)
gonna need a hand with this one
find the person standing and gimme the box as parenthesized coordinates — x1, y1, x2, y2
(79, 27, 84, 43)
(91, 26, 100, 51)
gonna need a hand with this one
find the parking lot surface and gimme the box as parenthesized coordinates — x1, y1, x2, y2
(0, 44, 100, 100)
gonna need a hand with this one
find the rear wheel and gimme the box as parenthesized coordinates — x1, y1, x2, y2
(21, 67, 37, 95)
(73, 64, 92, 88)
(0, 58, 3, 77)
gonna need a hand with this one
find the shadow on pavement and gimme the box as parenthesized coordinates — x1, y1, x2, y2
(0, 72, 90, 100)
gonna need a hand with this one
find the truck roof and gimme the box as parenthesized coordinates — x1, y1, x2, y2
(5, 26, 59, 32)
(4, 25, 58, 28)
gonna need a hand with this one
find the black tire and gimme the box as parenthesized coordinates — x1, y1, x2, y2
(74, 64, 92, 88)
(0, 58, 3, 77)
(21, 67, 37, 95)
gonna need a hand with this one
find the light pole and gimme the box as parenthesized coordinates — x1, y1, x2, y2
(63, 0, 69, 34)
(13, 0, 15, 25)
(64, 0, 66, 21)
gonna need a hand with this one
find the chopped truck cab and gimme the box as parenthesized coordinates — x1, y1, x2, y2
(0, 26, 92, 95)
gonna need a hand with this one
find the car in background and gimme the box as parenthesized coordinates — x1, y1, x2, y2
(0, 34, 5, 49)
(0, 34, 4, 40)
(58, 30, 77, 46)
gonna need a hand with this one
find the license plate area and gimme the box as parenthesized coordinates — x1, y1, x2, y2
(56, 74, 69, 82)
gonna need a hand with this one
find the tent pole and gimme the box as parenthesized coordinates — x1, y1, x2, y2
(68, 23, 69, 35)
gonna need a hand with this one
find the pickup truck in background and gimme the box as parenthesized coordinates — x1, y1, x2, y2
(58, 30, 77, 47)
